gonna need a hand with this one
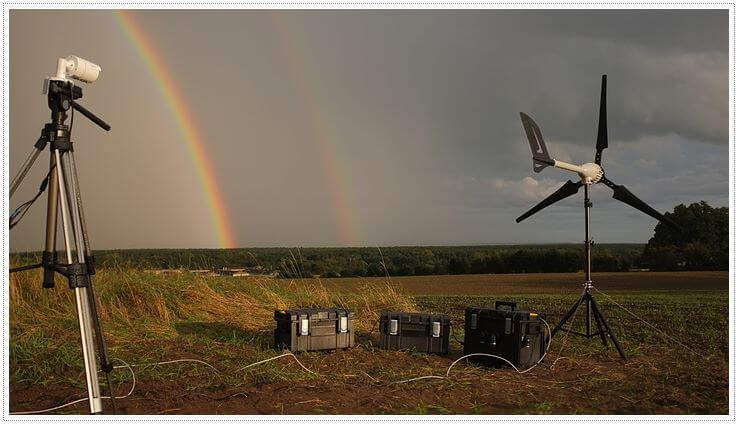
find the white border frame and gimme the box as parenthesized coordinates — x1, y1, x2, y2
(2, 2, 733, 422)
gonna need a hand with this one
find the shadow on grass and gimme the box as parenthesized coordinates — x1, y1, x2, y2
(174, 321, 273, 347)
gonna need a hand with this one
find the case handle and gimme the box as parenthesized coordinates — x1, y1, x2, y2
(495, 301, 517, 311)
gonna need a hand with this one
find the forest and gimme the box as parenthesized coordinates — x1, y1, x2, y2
(10, 202, 727, 277)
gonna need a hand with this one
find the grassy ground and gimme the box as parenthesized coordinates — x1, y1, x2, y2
(8, 269, 729, 414)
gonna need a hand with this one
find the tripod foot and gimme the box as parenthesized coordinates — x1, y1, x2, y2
(592, 306, 609, 347)
(550, 290, 628, 361)
(590, 296, 628, 360)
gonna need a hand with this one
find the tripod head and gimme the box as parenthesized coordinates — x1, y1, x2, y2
(44, 79, 110, 131)
(34, 77, 110, 289)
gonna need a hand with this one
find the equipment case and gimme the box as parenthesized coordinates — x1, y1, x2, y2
(379, 312, 450, 354)
(463, 301, 547, 368)
(274, 308, 354, 352)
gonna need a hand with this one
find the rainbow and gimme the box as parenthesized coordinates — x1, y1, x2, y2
(114, 10, 237, 248)
(270, 15, 362, 246)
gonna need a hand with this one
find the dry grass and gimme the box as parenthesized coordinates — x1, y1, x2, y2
(9, 267, 416, 372)
(8, 268, 728, 414)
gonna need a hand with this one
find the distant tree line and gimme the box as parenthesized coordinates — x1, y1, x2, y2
(10, 202, 727, 277)
(10, 244, 644, 277)
(641, 201, 728, 271)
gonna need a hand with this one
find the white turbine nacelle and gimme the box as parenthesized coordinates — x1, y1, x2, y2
(551, 160, 604, 184)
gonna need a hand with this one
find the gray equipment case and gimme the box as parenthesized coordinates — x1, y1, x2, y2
(274, 308, 354, 352)
(379, 312, 450, 354)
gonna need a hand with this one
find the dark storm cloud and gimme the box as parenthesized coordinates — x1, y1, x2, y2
(535, 11, 727, 55)
(8, 9, 729, 249)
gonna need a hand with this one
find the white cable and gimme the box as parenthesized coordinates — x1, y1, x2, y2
(11, 353, 315, 415)
(12, 317, 553, 410)
(10, 358, 222, 415)
(391, 318, 551, 384)
(237, 352, 316, 375)
(11, 396, 96, 415)
(550, 292, 584, 369)
(447, 318, 552, 375)
(592, 287, 704, 358)
(10, 358, 135, 415)
(109, 358, 137, 400)
(391, 375, 446, 384)
(123, 358, 220, 375)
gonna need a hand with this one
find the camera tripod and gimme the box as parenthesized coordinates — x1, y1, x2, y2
(549, 185, 628, 360)
(10, 79, 116, 414)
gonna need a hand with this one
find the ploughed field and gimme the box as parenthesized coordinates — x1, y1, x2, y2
(320, 271, 729, 295)
(9, 270, 728, 414)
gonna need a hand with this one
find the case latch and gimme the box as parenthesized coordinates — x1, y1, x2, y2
(300, 317, 309, 336)
(389, 319, 398, 335)
(431, 321, 441, 338)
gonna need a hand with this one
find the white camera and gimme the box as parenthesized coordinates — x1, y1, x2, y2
(53, 55, 101, 83)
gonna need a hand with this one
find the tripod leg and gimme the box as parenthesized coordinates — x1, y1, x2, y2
(585, 295, 592, 337)
(68, 152, 117, 413)
(42, 154, 59, 288)
(590, 296, 628, 360)
(10, 145, 44, 199)
(54, 150, 104, 414)
(551, 292, 586, 338)
(590, 295, 608, 347)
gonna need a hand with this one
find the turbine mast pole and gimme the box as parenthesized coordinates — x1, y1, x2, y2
(584, 184, 593, 336)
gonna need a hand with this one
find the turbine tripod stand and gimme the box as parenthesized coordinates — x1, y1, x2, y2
(10, 79, 115, 414)
(548, 185, 627, 360)
(516, 75, 681, 360)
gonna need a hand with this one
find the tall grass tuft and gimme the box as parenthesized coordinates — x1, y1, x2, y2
(9, 266, 416, 382)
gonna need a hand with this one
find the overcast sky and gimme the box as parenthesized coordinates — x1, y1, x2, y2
(9, 10, 729, 250)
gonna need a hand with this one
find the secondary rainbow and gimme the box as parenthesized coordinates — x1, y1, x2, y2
(270, 15, 362, 246)
(114, 10, 237, 248)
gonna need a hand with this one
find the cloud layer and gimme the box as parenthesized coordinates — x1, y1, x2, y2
(8, 10, 729, 249)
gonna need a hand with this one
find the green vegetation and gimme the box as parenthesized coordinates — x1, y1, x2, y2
(643, 201, 729, 271)
(416, 291, 729, 358)
(8, 268, 729, 414)
(11, 202, 728, 277)
(11, 244, 646, 278)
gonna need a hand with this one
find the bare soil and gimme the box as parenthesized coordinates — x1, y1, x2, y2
(318, 271, 729, 295)
(10, 345, 727, 414)
(9, 271, 729, 415)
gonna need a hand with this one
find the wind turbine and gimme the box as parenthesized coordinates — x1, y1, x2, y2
(517, 75, 680, 360)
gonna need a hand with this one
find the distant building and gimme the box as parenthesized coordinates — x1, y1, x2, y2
(145, 269, 184, 275)
(203, 266, 278, 277)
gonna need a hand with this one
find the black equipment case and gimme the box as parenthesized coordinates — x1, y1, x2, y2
(463, 301, 547, 368)
(274, 308, 354, 352)
(379, 312, 450, 354)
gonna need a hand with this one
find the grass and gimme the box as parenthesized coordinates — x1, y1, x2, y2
(415, 291, 729, 357)
(8, 268, 729, 414)
(10, 267, 415, 387)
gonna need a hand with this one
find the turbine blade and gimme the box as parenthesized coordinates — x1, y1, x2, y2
(595, 74, 608, 165)
(600, 177, 681, 231)
(516, 180, 583, 223)
(520, 112, 554, 173)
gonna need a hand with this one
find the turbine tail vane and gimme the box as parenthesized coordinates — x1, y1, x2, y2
(516, 180, 583, 223)
(595, 74, 608, 165)
(600, 177, 681, 231)
(520, 112, 555, 173)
